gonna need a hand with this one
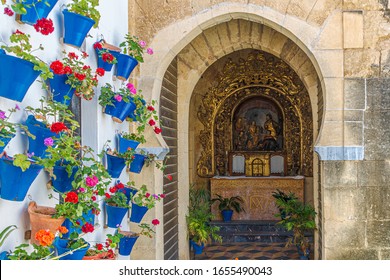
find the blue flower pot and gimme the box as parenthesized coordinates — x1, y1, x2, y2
(61, 209, 95, 239)
(106, 153, 126, 178)
(95, 47, 120, 72)
(116, 53, 138, 81)
(26, 115, 57, 158)
(117, 135, 140, 154)
(0, 134, 15, 154)
(129, 202, 148, 223)
(54, 238, 90, 260)
(0, 52, 40, 102)
(127, 98, 146, 122)
(118, 186, 138, 204)
(118, 233, 139, 256)
(63, 9, 95, 48)
(129, 154, 146, 174)
(105, 203, 128, 228)
(190, 240, 204, 255)
(48, 73, 75, 106)
(51, 164, 78, 193)
(19, 0, 58, 25)
(221, 209, 233, 222)
(0, 251, 8, 260)
(0, 157, 43, 201)
(104, 99, 136, 123)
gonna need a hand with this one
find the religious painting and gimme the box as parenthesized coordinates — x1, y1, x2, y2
(232, 97, 283, 152)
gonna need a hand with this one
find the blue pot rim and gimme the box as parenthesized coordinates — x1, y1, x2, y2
(62, 9, 95, 24)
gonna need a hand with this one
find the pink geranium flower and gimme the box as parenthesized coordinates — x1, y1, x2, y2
(86, 175, 99, 187)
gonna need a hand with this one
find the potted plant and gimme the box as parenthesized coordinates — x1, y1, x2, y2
(83, 232, 120, 260)
(0, 30, 52, 102)
(117, 222, 159, 256)
(62, 0, 101, 48)
(0, 153, 43, 201)
(272, 189, 298, 220)
(2, 0, 56, 32)
(211, 194, 245, 222)
(275, 196, 317, 260)
(0, 104, 33, 153)
(116, 33, 153, 81)
(130, 184, 165, 223)
(186, 185, 222, 255)
(49, 50, 105, 104)
(0, 225, 17, 260)
(104, 182, 130, 228)
(99, 82, 137, 123)
(53, 227, 91, 260)
(93, 40, 120, 72)
(116, 131, 145, 154)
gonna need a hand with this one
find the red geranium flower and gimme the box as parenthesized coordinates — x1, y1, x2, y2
(33, 18, 54, 35)
(160, 194, 166, 198)
(152, 219, 160, 226)
(68, 52, 78, 60)
(96, 68, 105, 77)
(96, 243, 103, 250)
(115, 182, 125, 189)
(166, 174, 173, 181)
(50, 60, 64, 75)
(148, 119, 156, 126)
(81, 222, 94, 233)
(154, 127, 162, 134)
(75, 73, 86, 81)
(109, 186, 117, 193)
(63, 66, 72, 74)
(82, 52, 88, 58)
(50, 122, 68, 133)
(105, 193, 111, 199)
(65, 191, 78, 204)
(93, 42, 103, 49)
(147, 106, 155, 111)
(102, 52, 114, 62)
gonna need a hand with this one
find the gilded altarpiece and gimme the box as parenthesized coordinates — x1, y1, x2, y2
(197, 51, 313, 178)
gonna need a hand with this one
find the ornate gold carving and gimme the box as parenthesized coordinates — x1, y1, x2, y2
(197, 51, 313, 177)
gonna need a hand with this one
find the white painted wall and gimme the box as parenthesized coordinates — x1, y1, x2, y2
(0, 0, 130, 255)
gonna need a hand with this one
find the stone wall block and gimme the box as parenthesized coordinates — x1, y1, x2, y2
(307, 0, 342, 27)
(325, 248, 378, 260)
(324, 221, 366, 248)
(344, 49, 380, 77)
(323, 161, 358, 188)
(286, 0, 317, 21)
(344, 121, 363, 146)
(318, 121, 343, 146)
(366, 187, 390, 220)
(367, 221, 390, 248)
(366, 78, 390, 111)
(312, 50, 343, 78)
(344, 110, 363, 122)
(343, 11, 363, 49)
(314, 10, 343, 50)
(357, 161, 390, 187)
(344, 78, 365, 110)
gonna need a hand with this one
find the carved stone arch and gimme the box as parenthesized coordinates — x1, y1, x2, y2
(196, 50, 313, 178)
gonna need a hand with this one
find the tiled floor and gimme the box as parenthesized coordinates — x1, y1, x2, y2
(193, 242, 304, 260)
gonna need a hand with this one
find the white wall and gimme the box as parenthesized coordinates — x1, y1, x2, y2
(0, 0, 129, 254)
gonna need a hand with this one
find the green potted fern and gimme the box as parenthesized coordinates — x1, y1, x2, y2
(211, 194, 245, 222)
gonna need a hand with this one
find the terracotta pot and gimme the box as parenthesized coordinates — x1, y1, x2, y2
(82, 251, 116, 260)
(28, 201, 65, 245)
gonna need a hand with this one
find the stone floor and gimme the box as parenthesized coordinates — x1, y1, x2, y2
(193, 242, 304, 260)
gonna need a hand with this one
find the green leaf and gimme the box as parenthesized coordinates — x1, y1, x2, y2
(0, 225, 17, 247)
(13, 154, 31, 172)
(11, 3, 27, 15)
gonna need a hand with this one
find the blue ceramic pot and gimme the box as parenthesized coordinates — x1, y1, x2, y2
(63, 9, 95, 48)
(19, 0, 58, 25)
(0, 52, 40, 102)
(54, 238, 90, 260)
(190, 240, 204, 255)
(106, 153, 126, 178)
(129, 202, 148, 223)
(49, 73, 75, 106)
(116, 53, 138, 81)
(221, 209, 233, 222)
(26, 115, 57, 158)
(129, 154, 146, 174)
(0, 157, 43, 201)
(118, 186, 138, 204)
(0, 251, 8, 260)
(118, 233, 139, 256)
(95, 47, 120, 72)
(0, 134, 15, 154)
(51, 164, 78, 193)
(105, 203, 128, 228)
(104, 99, 136, 123)
(61, 209, 95, 239)
(117, 135, 140, 154)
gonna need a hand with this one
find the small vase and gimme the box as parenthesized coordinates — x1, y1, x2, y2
(0, 134, 15, 154)
(129, 202, 148, 223)
(28, 201, 65, 245)
(18, 0, 58, 25)
(63, 9, 95, 48)
(0, 51, 40, 102)
(129, 154, 146, 174)
(104, 99, 136, 123)
(95, 40, 121, 72)
(48, 73, 76, 106)
(115, 53, 138, 81)
(190, 240, 205, 255)
(0, 157, 43, 202)
(54, 238, 90, 260)
(221, 209, 233, 222)
(105, 203, 128, 228)
(118, 230, 139, 256)
(106, 153, 126, 178)
(117, 135, 140, 154)
(51, 164, 78, 193)
(26, 115, 57, 158)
